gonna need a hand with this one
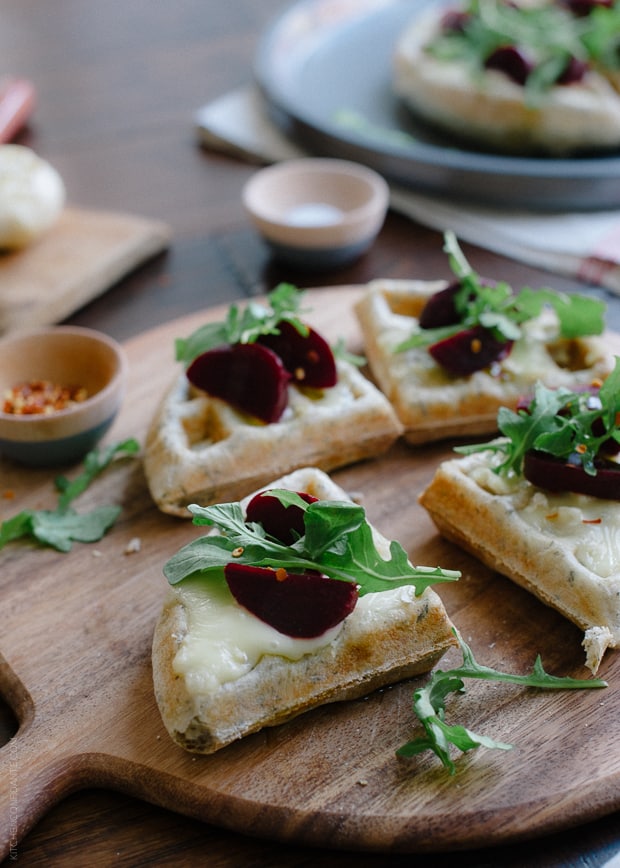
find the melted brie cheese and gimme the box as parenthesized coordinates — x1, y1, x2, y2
(172, 576, 419, 695)
(468, 454, 620, 578)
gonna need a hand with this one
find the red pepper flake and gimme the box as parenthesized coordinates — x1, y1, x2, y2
(546, 512, 559, 520)
(2, 380, 88, 415)
(2, 490, 14, 499)
(470, 337, 482, 354)
(275, 567, 288, 582)
(576, 443, 587, 454)
(232, 546, 244, 558)
(583, 517, 602, 525)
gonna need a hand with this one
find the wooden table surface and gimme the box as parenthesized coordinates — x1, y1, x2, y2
(1, 0, 619, 865)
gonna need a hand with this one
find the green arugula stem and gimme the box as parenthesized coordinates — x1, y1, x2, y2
(396, 231, 605, 353)
(0, 438, 140, 552)
(164, 494, 461, 596)
(398, 628, 607, 773)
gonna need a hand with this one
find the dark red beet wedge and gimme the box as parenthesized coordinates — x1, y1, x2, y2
(418, 281, 462, 329)
(556, 55, 588, 85)
(224, 563, 359, 638)
(561, 0, 612, 15)
(186, 343, 290, 423)
(419, 279, 497, 329)
(429, 326, 513, 375)
(524, 450, 620, 500)
(485, 45, 533, 85)
(257, 321, 337, 388)
(245, 489, 318, 545)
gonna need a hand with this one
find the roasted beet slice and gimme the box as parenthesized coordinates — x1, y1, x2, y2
(524, 450, 620, 500)
(245, 489, 318, 545)
(429, 326, 513, 375)
(485, 45, 533, 85)
(418, 281, 462, 329)
(561, 0, 612, 15)
(418, 279, 497, 329)
(257, 321, 337, 388)
(224, 563, 359, 638)
(186, 343, 290, 423)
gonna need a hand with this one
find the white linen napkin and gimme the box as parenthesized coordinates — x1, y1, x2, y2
(195, 86, 620, 295)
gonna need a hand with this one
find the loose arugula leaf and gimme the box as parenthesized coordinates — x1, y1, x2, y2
(163, 492, 461, 595)
(456, 357, 620, 477)
(0, 438, 140, 552)
(27, 505, 122, 553)
(174, 283, 309, 366)
(397, 628, 607, 774)
(0, 511, 34, 548)
(55, 438, 140, 510)
(396, 232, 605, 353)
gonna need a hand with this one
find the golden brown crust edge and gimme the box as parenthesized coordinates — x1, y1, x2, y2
(152, 586, 456, 754)
(419, 457, 620, 671)
(144, 361, 403, 517)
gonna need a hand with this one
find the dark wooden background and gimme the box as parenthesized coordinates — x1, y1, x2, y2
(1, 0, 619, 864)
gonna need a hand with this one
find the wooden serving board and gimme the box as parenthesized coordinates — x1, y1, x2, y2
(1, 287, 619, 858)
(0, 206, 170, 333)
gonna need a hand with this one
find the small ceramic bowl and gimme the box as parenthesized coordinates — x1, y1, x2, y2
(242, 158, 390, 269)
(0, 325, 127, 467)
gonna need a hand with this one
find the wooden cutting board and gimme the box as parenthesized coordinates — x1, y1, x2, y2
(0, 206, 170, 333)
(1, 286, 619, 858)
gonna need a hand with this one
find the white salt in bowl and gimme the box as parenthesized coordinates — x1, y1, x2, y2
(242, 158, 389, 269)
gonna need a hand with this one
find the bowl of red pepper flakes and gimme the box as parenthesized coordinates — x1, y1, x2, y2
(0, 326, 127, 467)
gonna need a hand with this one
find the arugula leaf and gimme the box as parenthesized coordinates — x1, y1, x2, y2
(444, 227, 474, 280)
(456, 357, 620, 477)
(27, 505, 122, 553)
(55, 437, 140, 509)
(0, 511, 35, 548)
(0, 438, 139, 552)
(331, 336, 366, 367)
(396, 232, 605, 353)
(163, 491, 461, 595)
(397, 628, 607, 773)
(174, 283, 308, 366)
(485, 383, 573, 475)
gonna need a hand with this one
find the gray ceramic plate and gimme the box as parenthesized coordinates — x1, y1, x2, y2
(254, 0, 620, 211)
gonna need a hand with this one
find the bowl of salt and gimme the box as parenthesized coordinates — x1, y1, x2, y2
(242, 158, 389, 269)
